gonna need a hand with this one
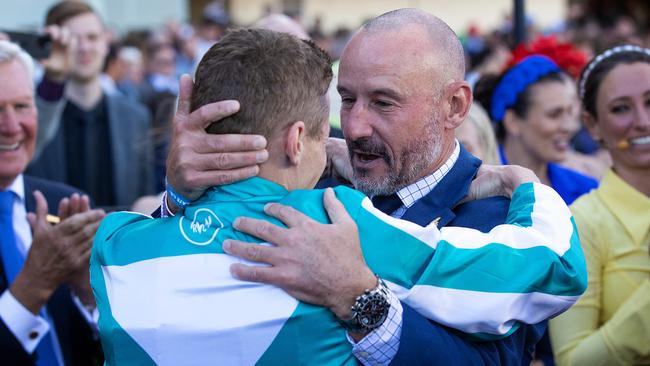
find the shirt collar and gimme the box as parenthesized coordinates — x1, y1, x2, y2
(597, 169, 650, 246)
(201, 141, 461, 210)
(5, 174, 25, 203)
(395, 140, 460, 209)
(203, 177, 288, 204)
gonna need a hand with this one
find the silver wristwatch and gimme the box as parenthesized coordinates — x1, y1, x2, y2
(339, 275, 391, 333)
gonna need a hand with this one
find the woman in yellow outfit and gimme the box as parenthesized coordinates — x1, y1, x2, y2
(550, 45, 650, 366)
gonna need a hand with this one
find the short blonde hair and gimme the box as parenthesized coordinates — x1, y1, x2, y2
(0, 40, 35, 82)
(461, 103, 500, 165)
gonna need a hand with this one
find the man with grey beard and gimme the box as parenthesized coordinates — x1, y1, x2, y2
(163, 8, 549, 365)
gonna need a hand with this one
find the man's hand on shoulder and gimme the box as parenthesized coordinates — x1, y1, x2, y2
(164, 74, 269, 213)
(322, 138, 353, 183)
(222, 188, 376, 321)
(464, 164, 540, 203)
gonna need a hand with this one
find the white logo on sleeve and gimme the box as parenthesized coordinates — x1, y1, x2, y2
(179, 208, 224, 246)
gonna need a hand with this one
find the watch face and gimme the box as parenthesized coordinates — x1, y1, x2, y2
(358, 293, 389, 328)
(339, 277, 391, 332)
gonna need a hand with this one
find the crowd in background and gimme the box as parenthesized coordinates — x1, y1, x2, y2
(1, 0, 648, 365)
(83, 0, 650, 204)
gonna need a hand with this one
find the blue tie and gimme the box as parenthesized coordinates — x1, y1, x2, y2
(0, 191, 60, 366)
(371, 193, 403, 215)
(0, 191, 22, 283)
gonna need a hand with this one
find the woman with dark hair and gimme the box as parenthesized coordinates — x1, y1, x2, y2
(549, 45, 650, 365)
(476, 55, 598, 205)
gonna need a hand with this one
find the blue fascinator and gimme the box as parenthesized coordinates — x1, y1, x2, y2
(490, 55, 560, 122)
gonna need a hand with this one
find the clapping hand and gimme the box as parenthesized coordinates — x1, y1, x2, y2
(10, 191, 104, 314)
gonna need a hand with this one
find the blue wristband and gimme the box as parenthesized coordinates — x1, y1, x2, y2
(165, 176, 191, 209)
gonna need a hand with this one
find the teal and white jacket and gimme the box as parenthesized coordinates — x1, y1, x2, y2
(91, 177, 587, 365)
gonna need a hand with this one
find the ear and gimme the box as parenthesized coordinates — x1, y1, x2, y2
(581, 111, 602, 142)
(443, 80, 472, 130)
(503, 109, 522, 137)
(284, 121, 306, 165)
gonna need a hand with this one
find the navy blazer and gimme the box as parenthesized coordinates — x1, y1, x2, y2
(390, 146, 546, 366)
(0, 175, 102, 366)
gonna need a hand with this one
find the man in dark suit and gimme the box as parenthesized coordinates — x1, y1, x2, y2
(161, 9, 558, 366)
(384, 143, 547, 365)
(27, 1, 153, 209)
(0, 40, 104, 365)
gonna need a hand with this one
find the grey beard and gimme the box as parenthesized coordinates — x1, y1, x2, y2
(352, 135, 442, 196)
(352, 172, 401, 197)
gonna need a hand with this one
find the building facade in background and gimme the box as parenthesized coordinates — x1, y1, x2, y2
(2, 0, 565, 36)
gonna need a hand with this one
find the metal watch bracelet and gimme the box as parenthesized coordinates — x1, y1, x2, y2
(339, 275, 391, 333)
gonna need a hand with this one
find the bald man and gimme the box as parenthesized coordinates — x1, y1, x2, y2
(164, 9, 558, 366)
(254, 13, 310, 40)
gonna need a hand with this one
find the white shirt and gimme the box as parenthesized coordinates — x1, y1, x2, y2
(0, 174, 96, 358)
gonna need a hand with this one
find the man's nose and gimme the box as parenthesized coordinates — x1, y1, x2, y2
(0, 107, 20, 134)
(342, 103, 373, 140)
(76, 35, 92, 52)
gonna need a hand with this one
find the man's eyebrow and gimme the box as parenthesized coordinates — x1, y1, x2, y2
(3, 94, 34, 103)
(336, 85, 402, 100)
(371, 88, 402, 101)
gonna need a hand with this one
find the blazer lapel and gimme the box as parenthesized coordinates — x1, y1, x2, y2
(401, 145, 482, 227)
(106, 96, 128, 205)
(26, 118, 68, 183)
(23, 177, 36, 213)
(401, 192, 455, 227)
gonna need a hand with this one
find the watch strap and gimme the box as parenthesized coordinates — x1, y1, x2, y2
(339, 275, 391, 333)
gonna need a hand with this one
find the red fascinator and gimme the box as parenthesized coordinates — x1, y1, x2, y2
(507, 35, 588, 79)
